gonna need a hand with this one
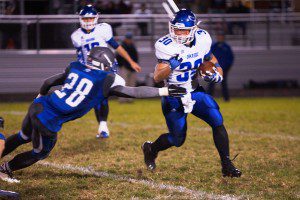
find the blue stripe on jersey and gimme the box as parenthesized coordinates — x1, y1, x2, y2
(106, 37, 119, 49)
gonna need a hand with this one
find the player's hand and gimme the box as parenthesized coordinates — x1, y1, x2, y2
(130, 61, 142, 72)
(169, 56, 183, 70)
(168, 85, 187, 97)
(204, 70, 223, 83)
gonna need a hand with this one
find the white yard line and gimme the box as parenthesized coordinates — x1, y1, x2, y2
(39, 161, 244, 200)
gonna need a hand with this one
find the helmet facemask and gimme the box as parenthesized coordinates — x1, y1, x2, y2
(169, 22, 197, 45)
(80, 15, 98, 31)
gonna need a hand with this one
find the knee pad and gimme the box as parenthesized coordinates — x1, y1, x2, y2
(32, 149, 50, 160)
(167, 133, 186, 147)
(18, 131, 31, 144)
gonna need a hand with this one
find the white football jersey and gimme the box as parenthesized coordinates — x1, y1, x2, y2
(71, 23, 113, 64)
(155, 29, 212, 92)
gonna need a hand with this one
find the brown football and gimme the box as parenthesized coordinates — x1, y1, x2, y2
(198, 61, 216, 77)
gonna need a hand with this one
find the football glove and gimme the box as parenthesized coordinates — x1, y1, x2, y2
(169, 56, 183, 70)
(204, 68, 223, 83)
(168, 85, 187, 97)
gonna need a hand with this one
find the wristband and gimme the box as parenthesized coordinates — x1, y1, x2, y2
(215, 63, 221, 68)
(159, 87, 169, 96)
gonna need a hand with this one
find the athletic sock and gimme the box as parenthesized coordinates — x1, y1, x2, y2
(1, 132, 30, 158)
(151, 133, 173, 154)
(212, 125, 230, 162)
(98, 121, 109, 134)
(8, 151, 40, 172)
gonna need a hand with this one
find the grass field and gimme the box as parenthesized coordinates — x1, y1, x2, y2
(0, 98, 299, 200)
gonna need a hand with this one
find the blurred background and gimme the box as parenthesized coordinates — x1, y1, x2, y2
(0, 0, 299, 101)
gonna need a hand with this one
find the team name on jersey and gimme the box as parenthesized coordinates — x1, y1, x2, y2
(86, 38, 95, 43)
(187, 52, 199, 59)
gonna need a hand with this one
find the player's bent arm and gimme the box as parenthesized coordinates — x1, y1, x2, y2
(116, 46, 141, 72)
(209, 54, 223, 76)
(39, 73, 67, 95)
(153, 62, 171, 83)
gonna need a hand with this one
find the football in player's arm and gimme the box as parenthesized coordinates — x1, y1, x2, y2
(71, 5, 141, 139)
(0, 47, 186, 183)
(142, 9, 241, 178)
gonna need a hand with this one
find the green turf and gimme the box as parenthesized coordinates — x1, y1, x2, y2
(0, 98, 299, 199)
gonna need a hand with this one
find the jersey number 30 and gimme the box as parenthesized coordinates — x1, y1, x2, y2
(55, 73, 93, 107)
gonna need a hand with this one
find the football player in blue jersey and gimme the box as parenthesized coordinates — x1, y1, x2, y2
(141, 9, 242, 177)
(0, 47, 186, 183)
(71, 5, 142, 139)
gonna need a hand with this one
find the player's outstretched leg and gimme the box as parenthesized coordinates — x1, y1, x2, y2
(213, 125, 242, 177)
(95, 100, 110, 139)
(142, 97, 187, 170)
(1, 114, 32, 158)
(191, 92, 241, 177)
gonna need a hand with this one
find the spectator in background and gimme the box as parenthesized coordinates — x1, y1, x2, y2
(209, 0, 226, 13)
(117, 32, 139, 102)
(134, 3, 152, 36)
(226, 0, 250, 35)
(118, 0, 132, 14)
(100, 1, 121, 35)
(0, 0, 20, 49)
(208, 31, 234, 102)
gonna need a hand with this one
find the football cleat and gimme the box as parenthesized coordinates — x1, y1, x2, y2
(221, 155, 242, 178)
(0, 164, 20, 183)
(96, 131, 109, 139)
(141, 141, 157, 171)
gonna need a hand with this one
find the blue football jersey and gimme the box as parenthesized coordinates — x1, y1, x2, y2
(35, 61, 112, 132)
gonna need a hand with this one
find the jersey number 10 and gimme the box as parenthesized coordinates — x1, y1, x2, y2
(55, 73, 93, 107)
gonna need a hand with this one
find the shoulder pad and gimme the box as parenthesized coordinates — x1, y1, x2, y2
(71, 29, 82, 47)
(195, 29, 212, 51)
(155, 35, 179, 60)
(97, 23, 113, 40)
(98, 23, 111, 30)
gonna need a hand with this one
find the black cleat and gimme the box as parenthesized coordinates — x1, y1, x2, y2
(0, 163, 20, 183)
(141, 141, 157, 171)
(221, 155, 242, 178)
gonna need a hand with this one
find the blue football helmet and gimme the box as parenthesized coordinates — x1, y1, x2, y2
(79, 5, 99, 30)
(169, 9, 197, 44)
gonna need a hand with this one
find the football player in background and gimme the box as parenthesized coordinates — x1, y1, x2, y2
(0, 47, 185, 183)
(71, 5, 142, 139)
(142, 9, 242, 177)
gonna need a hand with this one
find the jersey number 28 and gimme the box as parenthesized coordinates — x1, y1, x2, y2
(55, 73, 93, 107)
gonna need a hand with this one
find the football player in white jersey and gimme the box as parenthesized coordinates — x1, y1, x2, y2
(71, 5, 141, 139)
(142, 9, 242, 177)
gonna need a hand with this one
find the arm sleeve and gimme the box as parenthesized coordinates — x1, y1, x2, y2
(39, 67, 69, 95)
(106, 37, 119, 49)
(109, 86, 160, 98)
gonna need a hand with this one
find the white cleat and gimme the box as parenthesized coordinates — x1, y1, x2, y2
(97, 121, 110, 139)
(0, 171, 20, 183)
